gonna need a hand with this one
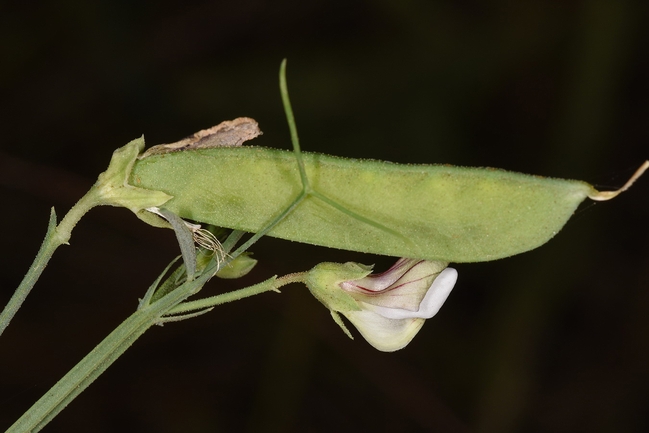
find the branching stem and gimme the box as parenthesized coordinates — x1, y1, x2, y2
(0, 188, 102, 337)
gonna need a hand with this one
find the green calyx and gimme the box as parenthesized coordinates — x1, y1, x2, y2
(95, 137, 173, 217)
(305, 262, 372, 313)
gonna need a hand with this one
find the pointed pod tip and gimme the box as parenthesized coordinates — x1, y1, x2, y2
(588, 160, 649, 201)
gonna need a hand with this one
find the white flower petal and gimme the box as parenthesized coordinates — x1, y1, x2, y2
(416, 267, 458, 319)
(344, 310, 425, 352)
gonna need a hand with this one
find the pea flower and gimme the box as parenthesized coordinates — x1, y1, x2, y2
(305, 258, 457, 352)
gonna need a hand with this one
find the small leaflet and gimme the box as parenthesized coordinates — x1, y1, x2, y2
(139, 117, 262, 158)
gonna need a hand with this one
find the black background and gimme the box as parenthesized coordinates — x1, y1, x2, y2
(1, 1, 648, 432)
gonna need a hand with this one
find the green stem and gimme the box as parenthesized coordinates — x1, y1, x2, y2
(167, 272, 307, 316)
(279, 59, 309, 191)
(8, 311, 153, 432)
(0, 188, 102, 337)
(6, 260, 301, 432)
(6, 259, 212, 433)
(229, 191, 307, 259)
(2, 136, 173, 337)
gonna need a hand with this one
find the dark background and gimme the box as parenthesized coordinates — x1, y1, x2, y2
(1, 1, 648, 432)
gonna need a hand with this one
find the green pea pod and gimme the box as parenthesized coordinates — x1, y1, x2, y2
(129, 61, 646, 263)
(129, 146, 646, 263)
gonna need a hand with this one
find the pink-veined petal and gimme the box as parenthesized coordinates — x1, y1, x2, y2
(361, 267, 457, 319)
(352, 258, 418, 290)
(342, 260, 449, 311)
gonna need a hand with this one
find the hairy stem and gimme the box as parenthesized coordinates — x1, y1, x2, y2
(6, 257, 215, 433)
(0, 188, 102, 337)
(167, 271, 307, 315)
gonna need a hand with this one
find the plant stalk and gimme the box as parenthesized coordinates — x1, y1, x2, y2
(6, 260, 284, 432)
(0, 188, 102, 337)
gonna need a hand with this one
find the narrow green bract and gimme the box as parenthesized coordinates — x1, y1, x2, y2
(131, 146, 595, 262)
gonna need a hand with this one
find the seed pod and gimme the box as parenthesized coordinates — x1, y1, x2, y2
(130, 147, 646, 263)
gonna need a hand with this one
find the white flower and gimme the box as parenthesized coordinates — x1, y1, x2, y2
(305, 258, 457, 352)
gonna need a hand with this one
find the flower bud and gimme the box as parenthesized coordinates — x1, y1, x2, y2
(216, 254, 258, 279)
